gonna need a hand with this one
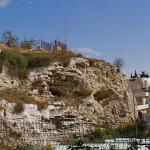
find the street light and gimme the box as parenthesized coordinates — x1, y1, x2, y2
(130, 78, 138, 138)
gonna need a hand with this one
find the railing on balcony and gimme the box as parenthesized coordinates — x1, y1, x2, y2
(136, 104, 149, 111)
(134, 92, 149, 97)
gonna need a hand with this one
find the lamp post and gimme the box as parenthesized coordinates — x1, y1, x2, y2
(130, 78, 138, 138)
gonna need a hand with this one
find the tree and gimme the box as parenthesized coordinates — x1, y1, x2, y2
(2, 30, 18, 47)
(113, 57, 125, 69)
(20, 38, 34, 49)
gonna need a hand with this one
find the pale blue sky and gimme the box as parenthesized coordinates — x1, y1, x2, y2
(0, 0, 150, 77)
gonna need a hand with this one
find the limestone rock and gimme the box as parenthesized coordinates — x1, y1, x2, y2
(0, 57, 134, 145)
(26, 57, 133, 125)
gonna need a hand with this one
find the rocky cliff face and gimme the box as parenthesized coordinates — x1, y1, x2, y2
(30, 58, 133, 124)
(0, 57, 133, 124)
(0, 57, 133, 145)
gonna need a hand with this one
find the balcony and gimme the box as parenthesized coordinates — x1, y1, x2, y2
(136, 104, 149, 111)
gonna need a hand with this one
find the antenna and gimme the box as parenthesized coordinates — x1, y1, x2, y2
(64, 21, 68, 50)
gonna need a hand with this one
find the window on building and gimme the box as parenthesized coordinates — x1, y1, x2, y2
(136, 97, 142, 105)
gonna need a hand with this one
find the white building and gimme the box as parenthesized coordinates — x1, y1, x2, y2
(126, 71, 150, 116)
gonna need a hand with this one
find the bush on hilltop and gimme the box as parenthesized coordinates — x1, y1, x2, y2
(0, 50, 55, 79)
(0, 50, 28, 79)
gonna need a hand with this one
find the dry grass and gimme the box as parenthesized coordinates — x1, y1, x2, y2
(0, 44, 79, 67)
(63, 138, 76, 145)
(36, 100, 49, 111)
(101, 100, 109, 107)
(0, 139, 13, 150)
(48, 50, 77, 67)
(49, 87, 70, 98)
(93, 89, 115, 101)
(0, 43, 31, 53)
(0, 43, 14, 50)
(22, 49, 77, 67)
(0, 44, 106, 69)
(32, 79, 43, 87)
(87, 58, 99, 66)
(31, 79, 46, 95)
(13, 101, 24, 114)
(0, 64, 2, 73)
(47, 81, 69, 86)
(0, 43, 103, 70)
(41, 143, 53, 150)
(0, 88, 34, 103)
(0, 104, 4, 110)
(73, 89, 92, 98)
(0, 88, 48, 111)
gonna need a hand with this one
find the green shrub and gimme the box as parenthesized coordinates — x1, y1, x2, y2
(41, 143, 53, 150)
(27, 54, 54, 69)
(0, 50, 28, 79)
(23, 144, 34, 150)
(0, 50, 55, 79)
(85, 126, 119, 143)
(0, 148, 7, 150)
(85, 126, 105, 143)
(15, 143, 34, 150)
(116, 68, 120, 73)
(109, 144, 116, 150)
(63, 138, 77, 145)
(0, 140, 13, 150)
(92, 126, 103, 138)
(84, 123, 138, 143)
(102, 127, 119, 139)
(116, 124, 135, 136)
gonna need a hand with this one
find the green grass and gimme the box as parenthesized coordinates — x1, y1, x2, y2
(81, 124, 137, 144)
(0, 50, 28, 78)
(0, 50, 55, 79)
(26, 54, 54, 69)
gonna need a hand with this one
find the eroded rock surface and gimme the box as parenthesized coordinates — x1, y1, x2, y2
(0, 57, 133, 145)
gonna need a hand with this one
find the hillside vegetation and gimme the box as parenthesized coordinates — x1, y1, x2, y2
(0, 43, 100, 79)
(0, 49, 54, 79)
(0, 43, 101, 112)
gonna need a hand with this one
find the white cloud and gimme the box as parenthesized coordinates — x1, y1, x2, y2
(0, 0, 11, 8)
(76, 48, 101, 57)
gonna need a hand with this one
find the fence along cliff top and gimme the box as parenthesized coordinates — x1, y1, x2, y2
(34, 39, 67, 51)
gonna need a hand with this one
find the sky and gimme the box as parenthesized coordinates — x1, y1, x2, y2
(0, 0, 150, 77)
